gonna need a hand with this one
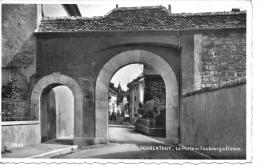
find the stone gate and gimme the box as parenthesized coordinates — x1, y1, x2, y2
(31, 6, 246, 147)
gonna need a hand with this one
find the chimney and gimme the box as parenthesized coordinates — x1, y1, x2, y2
(116, 4, 119, 8)
(231, 8, 240, 12)
(36, 4, 44, 29)
(168, 5, 171, 13)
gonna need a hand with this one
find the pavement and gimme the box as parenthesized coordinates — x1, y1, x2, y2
(2, 142, 78, 159)
(108, 125, 164, 144)
(54, 126, 208, 159)
(108, 119, 134, 127)
(1, 124, 210, 159)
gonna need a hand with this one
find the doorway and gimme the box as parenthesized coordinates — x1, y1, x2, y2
(40, 85, 74, 144)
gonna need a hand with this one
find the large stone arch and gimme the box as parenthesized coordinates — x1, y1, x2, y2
(31, 72, 84, 145)
(95, 50, 179, 144)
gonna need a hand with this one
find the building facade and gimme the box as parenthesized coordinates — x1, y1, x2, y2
(108, 83, 129, 121)
(127, 64, 165, 123)
(108, 83, 120, 118)
(1, 4, 81, 150)
(128, 75, 145, 122)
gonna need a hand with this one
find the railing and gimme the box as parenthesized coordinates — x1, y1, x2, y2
(1, 100, 39, 121)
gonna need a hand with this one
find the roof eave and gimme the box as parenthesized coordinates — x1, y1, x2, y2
(34, 26, 246, 36)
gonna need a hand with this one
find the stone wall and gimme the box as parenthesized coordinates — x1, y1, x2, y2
(36, 32, 180, 139)
(181, 34, 195, 94)
(1, 121, 40, 150)
(194, 31, 246, 89)
(2, 4, 37, 100)
(180, 81, 246, 159)
(35, 29, 246, 145)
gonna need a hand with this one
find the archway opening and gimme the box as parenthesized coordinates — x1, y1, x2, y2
(40, 85, 74, 144)
(31, 73, 83, 145)
(95, 50, 179, 145)
(108, 63, 166, 143)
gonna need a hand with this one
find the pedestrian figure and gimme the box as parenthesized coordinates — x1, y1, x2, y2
(114, 112, 117, 122)
(112, 111, 116, 122)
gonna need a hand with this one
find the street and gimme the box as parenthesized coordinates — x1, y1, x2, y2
(55, 126, 207, 159)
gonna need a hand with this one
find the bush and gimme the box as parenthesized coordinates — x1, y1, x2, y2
(1, 79, 36, 121)
(138, 97, 165, 119)
(1, 101, 16, 120)
(2, 79, 18, 100)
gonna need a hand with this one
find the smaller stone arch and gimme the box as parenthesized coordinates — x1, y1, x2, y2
(31, 72, 84, 145)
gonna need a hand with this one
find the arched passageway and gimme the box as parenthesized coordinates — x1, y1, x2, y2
(40, 85, 74, 141)
(95, 50, 179, 144)
(31, 73, 83, 144)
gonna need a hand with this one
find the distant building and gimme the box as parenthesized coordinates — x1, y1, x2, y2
(108, 83, 129, 119)
(127, 64, 165, 123)
(127, 75, 144, 122)
(117, 84, 129, 117)
(108, 83, 119, 117)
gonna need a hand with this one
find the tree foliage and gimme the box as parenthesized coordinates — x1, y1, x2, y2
(2, 79, 18, 100)
(138, 97, 165, 119)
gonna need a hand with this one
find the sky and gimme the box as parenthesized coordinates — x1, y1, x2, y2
(111, 64, 143, 91)
(43, 0, 250, 17)
(42, 0, 250, 91)
(79, 0, 249, 17)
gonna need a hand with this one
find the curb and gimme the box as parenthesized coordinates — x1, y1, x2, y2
(109, 125, 135, 129)
(26, 145, 78, 159)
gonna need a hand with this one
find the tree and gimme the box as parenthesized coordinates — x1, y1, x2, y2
(2, 79, 18, 100)
(137, 97, 165, 119)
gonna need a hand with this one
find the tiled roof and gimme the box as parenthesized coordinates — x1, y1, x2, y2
(109, 83, 119, 94)
(127, 73, 163, 88)
(127, 74, 144, 87)
(38, 6, 246, 32)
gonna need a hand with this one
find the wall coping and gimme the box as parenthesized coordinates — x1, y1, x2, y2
(183, 77, 246, 97)
(34, 27, 246, 37)
(1, 120, 40, 126)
